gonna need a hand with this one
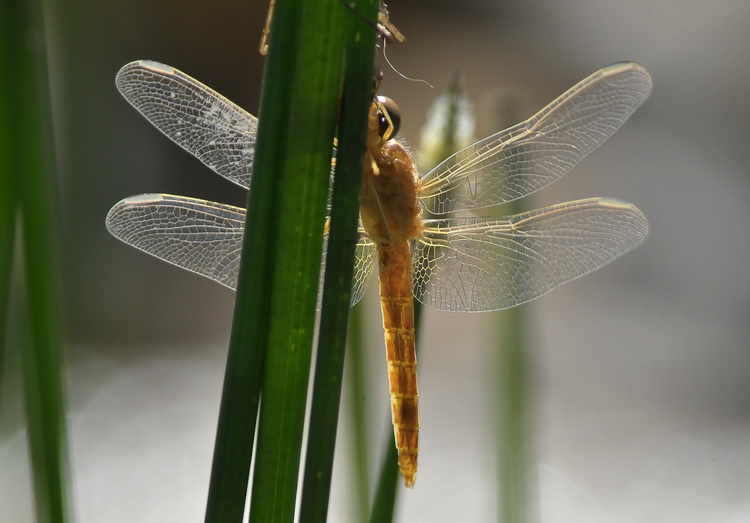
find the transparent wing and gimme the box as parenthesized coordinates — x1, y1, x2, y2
(351, 234, 377, 306)
(106, 194, 376, 307)
(412, 198, 649, 312)
(319, 232, 377, 308)
(106, 194, 246, 288)
(116, 61, 258, 189)
(419, 62, 653, 214)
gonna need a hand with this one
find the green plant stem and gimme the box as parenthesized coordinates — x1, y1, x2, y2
(494, 96, 532, 523)
(299, 0, 379, 520)
(5, 0, 72, 521)
(497, 301, 531, 523)
(246, 0, 350, 512)
(0, 0, 17, 371)
(370, 439, 399, 523)
(370, 304, 421, 523)
(346, 303, 371, 520)
(203, 0, 360, 520)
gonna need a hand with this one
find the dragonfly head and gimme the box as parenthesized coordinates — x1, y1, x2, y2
(376, 96, 401, 141)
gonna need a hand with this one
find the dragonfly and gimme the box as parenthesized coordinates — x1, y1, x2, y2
(107, 60, 652, 487)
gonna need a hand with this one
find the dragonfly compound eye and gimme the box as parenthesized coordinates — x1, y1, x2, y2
(376, 96, 401, 140)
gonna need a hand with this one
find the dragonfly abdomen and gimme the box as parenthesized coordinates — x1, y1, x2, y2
(377, 241, 420, 488)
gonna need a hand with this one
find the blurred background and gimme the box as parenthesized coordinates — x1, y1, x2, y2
(3, 0, 750, 521)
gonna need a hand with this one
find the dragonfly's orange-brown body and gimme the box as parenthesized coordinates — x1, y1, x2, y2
(360, 101, 424, 487)
(108, 60, 653, 490)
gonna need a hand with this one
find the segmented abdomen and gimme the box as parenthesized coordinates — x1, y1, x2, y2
(377, 241, 419, 488)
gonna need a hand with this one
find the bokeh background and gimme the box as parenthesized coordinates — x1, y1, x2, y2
(3, 0, 750, 521)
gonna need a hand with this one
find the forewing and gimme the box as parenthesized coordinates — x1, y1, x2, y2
(106, 194, 245, 289)
(116, 61, 258, 189)
(413, 198, 649, 312)
(419, 62, 653, 214)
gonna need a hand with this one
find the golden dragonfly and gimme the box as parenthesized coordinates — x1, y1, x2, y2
(107, 60, 651, 487)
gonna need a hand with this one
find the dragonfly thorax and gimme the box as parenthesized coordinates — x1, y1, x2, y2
(361, 136, 424, 244)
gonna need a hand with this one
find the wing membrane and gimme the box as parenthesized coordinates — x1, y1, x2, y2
(319, 232, 377, 308)
(116, 61, 258, 189)
(413, 198, 649, 312)
(419, 62, 653, 214)
(351, 234, 377, 307)
(106, 194, 375, 306)
(106, 193, 246, 288)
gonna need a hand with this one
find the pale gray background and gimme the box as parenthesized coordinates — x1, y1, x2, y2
(1, 0, 749, 521)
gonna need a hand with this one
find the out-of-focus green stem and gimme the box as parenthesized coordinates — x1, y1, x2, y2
(4, 0, 72, 520)
(0, 0, 17, 369)
(494, 96, 532, 523)
(346, 303, 371, 520)
(370, 435, 400, 523)
(497, 300, 531, 523)
(370, 302, 422, 523)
